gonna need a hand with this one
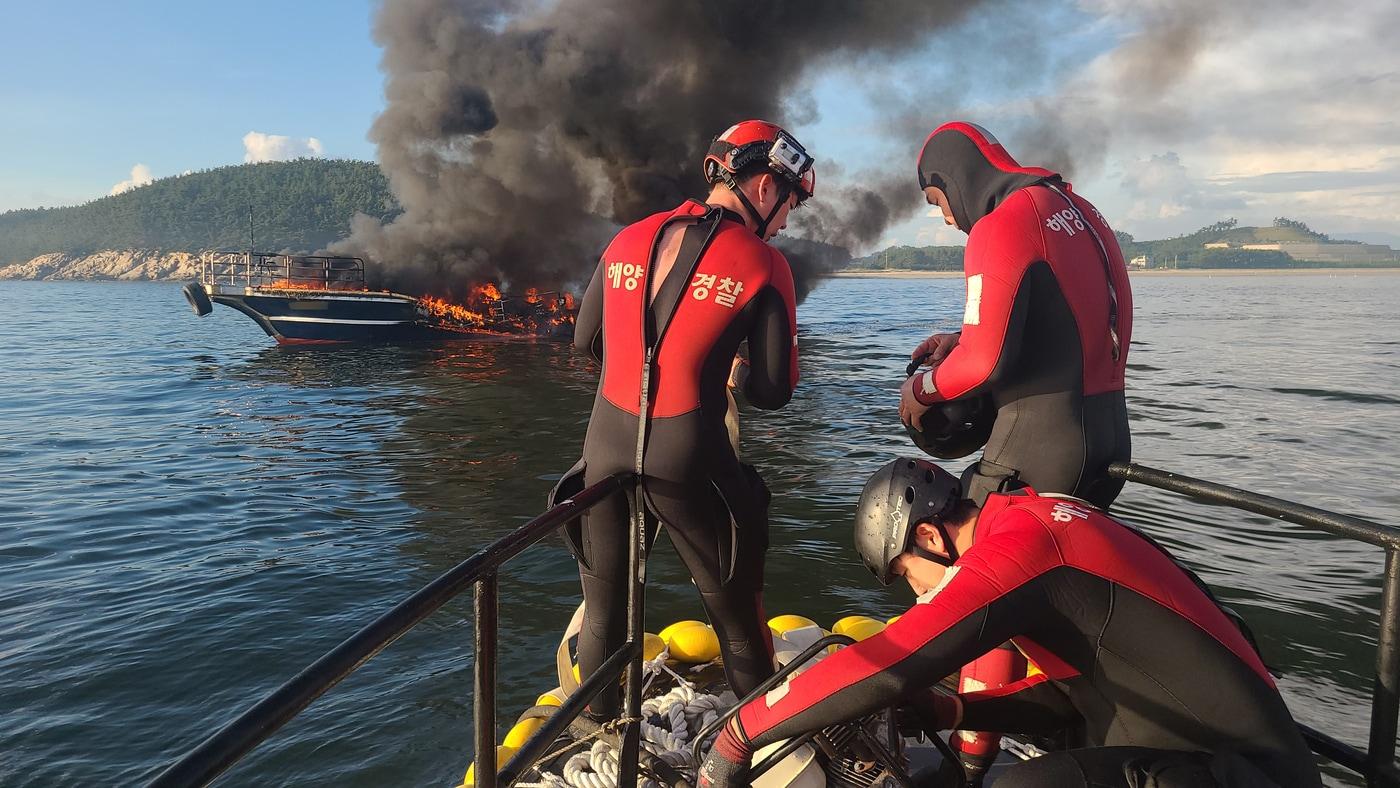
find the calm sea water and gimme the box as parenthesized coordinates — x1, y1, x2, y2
(3, 275, 1398, 786)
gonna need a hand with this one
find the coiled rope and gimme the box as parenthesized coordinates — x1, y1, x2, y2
(517, 649, 728, 788)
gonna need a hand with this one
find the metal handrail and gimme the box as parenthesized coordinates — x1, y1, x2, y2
(1107, 462, 1400, 787)
(198, 251, 367, 291)
(148, 461, 1400, 788)
(148, 472, 635, 788)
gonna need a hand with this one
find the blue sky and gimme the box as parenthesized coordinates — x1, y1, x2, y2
(0, 0, 381, 208)
(3, 0, 1397, 249)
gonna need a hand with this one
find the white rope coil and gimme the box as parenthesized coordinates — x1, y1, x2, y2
(525, 648, 727, 788)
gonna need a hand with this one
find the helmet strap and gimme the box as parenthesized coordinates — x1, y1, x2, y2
(910, 522, 959, 567)
(726, 174, 790, 239)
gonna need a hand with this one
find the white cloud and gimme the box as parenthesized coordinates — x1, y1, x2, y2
(983, 0, 1400, 242)
(914, 222, 967, 247)
(110, 164, 154, 196)
(243, 131, 325, 163)
(1119, 152, 1243, 225)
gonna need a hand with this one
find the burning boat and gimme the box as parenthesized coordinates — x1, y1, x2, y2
(182, 251, 575, 345)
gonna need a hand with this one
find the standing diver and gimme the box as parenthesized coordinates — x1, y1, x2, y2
(896, 121, 1135, 782)
(557, 120, 813, 718)
(899, 121, 1133, 510)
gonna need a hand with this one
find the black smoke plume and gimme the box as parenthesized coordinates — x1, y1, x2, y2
(334, 0, 986, 302)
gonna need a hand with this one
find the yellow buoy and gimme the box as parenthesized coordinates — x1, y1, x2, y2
(663, 621, 721, 662)
(767, 614, 818, 634)
(844, 619, 886, 642)
(887, 615, 901, 626)
(535, 691, 561, 707)
(832, 615, 879, 636)
(503, 717, 544, 749)
(465, 745, 516, 786)
(643, 632, 667, 661)
(572, 663, 581, 682)
(659, 620, 707, 641)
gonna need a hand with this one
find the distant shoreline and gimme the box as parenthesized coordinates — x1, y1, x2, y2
(828, 268, 1400, 279)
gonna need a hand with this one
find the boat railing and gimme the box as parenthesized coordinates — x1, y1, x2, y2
(146, 472, 645, 788)
(198, 251, 368, 292)
(147, 464, 1400, 788)
(1106, 462, 1400, 786)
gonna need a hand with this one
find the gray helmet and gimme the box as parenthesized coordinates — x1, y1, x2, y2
(854, 458, 963, 585)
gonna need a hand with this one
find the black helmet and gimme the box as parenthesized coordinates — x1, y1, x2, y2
(854, 458, 962, 585)
(903, 354, 994, 459)
(905, 395, 995, 459)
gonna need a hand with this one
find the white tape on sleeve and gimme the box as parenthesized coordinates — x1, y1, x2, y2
(963, 274, 983, 326)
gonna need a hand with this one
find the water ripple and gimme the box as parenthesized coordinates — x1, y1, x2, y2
(2, 277, 1398, 786)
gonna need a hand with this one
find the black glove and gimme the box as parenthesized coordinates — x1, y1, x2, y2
(698, 724, 753, 788)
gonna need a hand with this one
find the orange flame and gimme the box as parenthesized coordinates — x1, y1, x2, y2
(416, 283, 578, 336)
(256, 278, 367, 293)
(260, 279, 320, 291)
(471, 282, 502, 302)
(417, 296, 488, 327)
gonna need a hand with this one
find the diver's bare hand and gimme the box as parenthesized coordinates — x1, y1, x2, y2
(900, 374, 934, 431)
(911, 332, 961, 366)
(728, 356, 750, 391)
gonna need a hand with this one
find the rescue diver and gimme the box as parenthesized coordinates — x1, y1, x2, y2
(699, 458, 1322, 788)
(899, 122, 1133, 510)
(559, 120, 813, 718)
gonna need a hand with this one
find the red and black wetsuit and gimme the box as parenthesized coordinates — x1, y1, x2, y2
(732, 490, 1321, 787)
(914, 123, 1132, 509)
(565, 199, 799, 716)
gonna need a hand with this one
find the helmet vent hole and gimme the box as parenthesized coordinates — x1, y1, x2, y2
(905, 487, 915, 504)
(924, 470, 935, 483)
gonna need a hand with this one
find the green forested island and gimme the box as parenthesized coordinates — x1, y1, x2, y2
(0, 159, 398, 267)
(850, 218, 1400, 271)
(4, 159, 1397, 274)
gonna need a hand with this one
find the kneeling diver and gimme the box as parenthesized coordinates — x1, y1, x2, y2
(699, 458, 1320, 788)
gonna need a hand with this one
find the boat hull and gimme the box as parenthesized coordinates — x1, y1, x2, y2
(200, 285, 559, 344)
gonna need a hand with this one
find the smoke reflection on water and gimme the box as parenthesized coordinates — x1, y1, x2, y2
(1, 276, 1397, 786)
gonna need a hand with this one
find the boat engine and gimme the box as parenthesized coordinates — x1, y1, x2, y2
(817, 711, 907, 788)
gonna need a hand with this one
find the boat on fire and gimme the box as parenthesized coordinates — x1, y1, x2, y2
(182, 251, 574, 345)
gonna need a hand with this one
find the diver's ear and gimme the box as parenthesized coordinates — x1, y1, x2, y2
(913, 521, 947, 554)
(755, 172, 777, 206)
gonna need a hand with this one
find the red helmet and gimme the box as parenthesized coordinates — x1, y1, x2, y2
(703, 120, 816, 202)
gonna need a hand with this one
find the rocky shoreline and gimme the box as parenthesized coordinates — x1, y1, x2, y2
(0, 250, 202, 281)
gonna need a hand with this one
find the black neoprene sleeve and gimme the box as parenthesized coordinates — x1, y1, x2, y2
(574, 258, 605, 363)
(742, 286, 794, 410)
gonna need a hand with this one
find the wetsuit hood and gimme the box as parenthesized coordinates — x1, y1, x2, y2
(916, 122, 1060, 233)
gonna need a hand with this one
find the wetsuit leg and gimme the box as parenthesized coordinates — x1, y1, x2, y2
(998, 748, 1208, 788)
(964, 390, 1130, 510)
(993, 747, 1278, 788)
(961, 457, 1021, 506)
(1076, 390, 1131, 509)
(574, 484, 658, 718)
(952, 644, 1026, 782)
(659, 480, 775, 699)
